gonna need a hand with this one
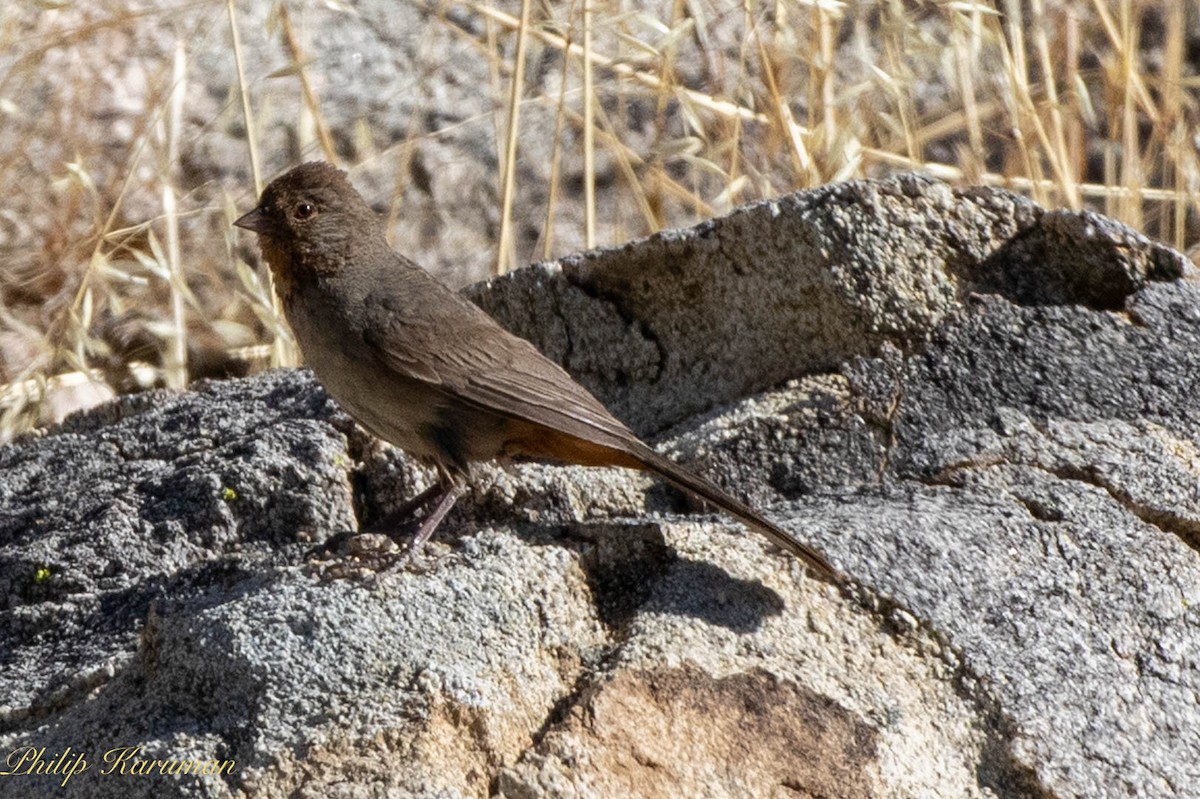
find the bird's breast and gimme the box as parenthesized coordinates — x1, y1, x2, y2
(283, 288, 443, 459)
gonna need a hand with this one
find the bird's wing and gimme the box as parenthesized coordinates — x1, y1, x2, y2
(362, 273, 639, 453)
(361, 265, 843, 582)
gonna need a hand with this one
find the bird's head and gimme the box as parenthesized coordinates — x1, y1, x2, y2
(234, 161, 382, 293)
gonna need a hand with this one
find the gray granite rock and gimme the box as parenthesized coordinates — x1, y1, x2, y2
(1, 176, 1196, 799)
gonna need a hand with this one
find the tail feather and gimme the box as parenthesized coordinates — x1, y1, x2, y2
(508, 423, 840, 582)
(629, 444, 841, 583)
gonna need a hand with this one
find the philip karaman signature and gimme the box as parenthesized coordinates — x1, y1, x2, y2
(2, 745, 236, 786)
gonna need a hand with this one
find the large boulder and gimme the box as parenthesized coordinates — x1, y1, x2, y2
(1, 175, 1196, 798)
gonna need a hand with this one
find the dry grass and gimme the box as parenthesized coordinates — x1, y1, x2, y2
(0, 0, 1197, 441)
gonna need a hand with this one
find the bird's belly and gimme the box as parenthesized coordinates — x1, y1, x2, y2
(287, 302, 442, 460)
(329, 375, 442, 458)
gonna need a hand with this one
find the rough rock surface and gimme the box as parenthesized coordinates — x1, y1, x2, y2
(1, 175, 1197, 798)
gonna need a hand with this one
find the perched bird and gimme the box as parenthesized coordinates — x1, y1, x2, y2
(234, 161, 839, 582)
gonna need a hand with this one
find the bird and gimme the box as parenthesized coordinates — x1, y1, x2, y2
(233, 161, 840, 582)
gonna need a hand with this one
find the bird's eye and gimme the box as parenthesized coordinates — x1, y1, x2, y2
(294, 202, 316, 220)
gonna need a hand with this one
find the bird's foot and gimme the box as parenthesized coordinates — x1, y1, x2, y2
(305, 482, 465, 577)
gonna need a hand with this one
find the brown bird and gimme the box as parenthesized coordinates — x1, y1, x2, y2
(234, 162, 839, 582)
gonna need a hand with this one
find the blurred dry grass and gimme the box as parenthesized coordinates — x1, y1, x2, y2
(1, 0, 1198, 441)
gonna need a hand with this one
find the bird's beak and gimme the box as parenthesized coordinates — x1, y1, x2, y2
(233, 207, 272, 235)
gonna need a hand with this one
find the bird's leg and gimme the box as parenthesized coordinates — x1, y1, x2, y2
(365, 481, 446, 533)
(307, 479, 448, 561)
(407, 480, 464, 555)
(376, 462, 465, 565)
(378, 479, 464, 572)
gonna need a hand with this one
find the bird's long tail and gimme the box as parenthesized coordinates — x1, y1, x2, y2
(628, 444, 841, 583)
(507, 424, 840, 582)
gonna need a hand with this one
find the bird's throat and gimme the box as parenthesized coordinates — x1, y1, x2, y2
(258, 236, 299, 302)
(259, 234, 354, 305)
